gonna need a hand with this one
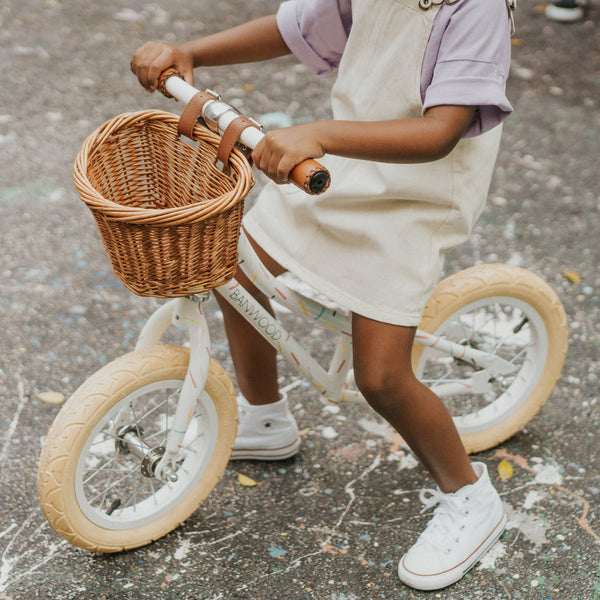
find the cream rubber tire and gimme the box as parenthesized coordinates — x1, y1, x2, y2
(412, 264, 568, 453)
(38, 344, 237, 552)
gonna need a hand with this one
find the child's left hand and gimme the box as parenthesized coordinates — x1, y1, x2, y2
(252, 123, 326, 185)
(251, 105, 477, 184)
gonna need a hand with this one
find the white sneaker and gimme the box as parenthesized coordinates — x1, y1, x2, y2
(398, 462, 507, 591)
(545, 0, 586, 21)
(230, 392, 301, 460)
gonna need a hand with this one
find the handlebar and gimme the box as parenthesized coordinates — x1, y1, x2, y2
(159, 70, 330, 195)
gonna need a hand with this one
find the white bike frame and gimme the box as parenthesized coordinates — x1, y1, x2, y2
(134, 229, 517, 481)
(131, 72, 517, 481)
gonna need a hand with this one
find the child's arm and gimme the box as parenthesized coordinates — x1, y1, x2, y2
(252, 106, 476, 184)
(131, 15, 290, 92)
(131, 16, 474, 182)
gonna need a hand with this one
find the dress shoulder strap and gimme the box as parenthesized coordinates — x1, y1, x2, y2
(506, 0, 517, 35)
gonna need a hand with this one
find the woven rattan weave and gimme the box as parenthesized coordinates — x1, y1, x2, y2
(73, 110, 254, 297)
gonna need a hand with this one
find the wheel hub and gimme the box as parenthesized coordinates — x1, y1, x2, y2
(115, 425, 177, 481)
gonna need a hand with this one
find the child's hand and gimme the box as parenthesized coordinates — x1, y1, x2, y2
(252, 123, 325, 185)
(131, 41, 194, 93)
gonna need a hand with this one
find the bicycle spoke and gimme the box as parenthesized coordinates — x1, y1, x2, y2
(133, 391, 175, 423)
(416, 293, 548, 434)
(87, 464, 141, 506)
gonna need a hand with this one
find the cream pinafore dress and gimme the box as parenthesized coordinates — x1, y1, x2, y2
(244, 0, 503, 326)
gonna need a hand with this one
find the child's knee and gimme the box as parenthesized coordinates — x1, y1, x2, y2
(354, 364, 415, 415)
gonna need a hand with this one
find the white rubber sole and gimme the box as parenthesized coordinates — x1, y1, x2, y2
(545, 4, 584, 21)
(398, 511, 508, 591)
(230, 436, 301, 461)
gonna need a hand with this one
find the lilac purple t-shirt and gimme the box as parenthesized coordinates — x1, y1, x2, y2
(276, 0, 513, 137)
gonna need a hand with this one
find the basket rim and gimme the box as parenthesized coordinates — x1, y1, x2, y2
(73, 109, 254, 226)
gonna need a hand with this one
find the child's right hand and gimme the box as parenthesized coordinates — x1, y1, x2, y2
(131, 41, 194, 93)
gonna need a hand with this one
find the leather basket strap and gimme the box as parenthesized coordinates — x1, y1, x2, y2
(177, 90, 218, 139)
(216, 116, 258, 174)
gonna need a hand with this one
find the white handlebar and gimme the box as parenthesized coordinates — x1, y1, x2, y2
(164, 75, 199, 105)
(164, 74, 263, 150)
(160, 71, 330, 195)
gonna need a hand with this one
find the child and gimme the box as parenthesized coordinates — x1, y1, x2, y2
(131, 0, 514, 590)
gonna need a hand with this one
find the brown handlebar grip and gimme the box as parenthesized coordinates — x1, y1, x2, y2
(157, 67, 185, 97)
(289, 159, 331, 195)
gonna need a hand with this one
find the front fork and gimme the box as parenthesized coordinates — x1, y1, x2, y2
(131, 294, 212, 482)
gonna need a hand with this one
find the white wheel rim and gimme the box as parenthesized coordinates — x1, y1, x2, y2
(416, 296, 549, 435)
(75, 380, 219, 530)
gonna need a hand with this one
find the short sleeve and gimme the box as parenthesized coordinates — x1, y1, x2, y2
(276, 0, 351, 75)
(423, 0, 513, 137)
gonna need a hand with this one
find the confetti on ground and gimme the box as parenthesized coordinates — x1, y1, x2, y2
(563, 269, 581, 284)
(237, 473, 258, 487)
(267, 545, 287, 558)
(34, 391, 65, 404)
(497, 459, 514, 480)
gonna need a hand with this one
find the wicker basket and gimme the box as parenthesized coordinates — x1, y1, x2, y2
(73, 109, 254, 297)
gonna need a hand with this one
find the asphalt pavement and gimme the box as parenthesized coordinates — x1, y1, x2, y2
(1, 0, 599, 598)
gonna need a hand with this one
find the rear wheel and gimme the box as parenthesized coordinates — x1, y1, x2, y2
(413, 264, 568, 453)
(38, 344, 237, 552)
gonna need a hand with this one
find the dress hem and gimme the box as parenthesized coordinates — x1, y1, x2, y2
(243, 215, 425, 328)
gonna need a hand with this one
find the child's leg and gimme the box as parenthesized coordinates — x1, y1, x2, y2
(214, 231, 285, 406)
(352, 314, 506, 590)
(215, 232, 300, 460)
(351, 314, 476, 492)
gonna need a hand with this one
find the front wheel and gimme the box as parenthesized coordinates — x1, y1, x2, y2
(413, 264, 568, 453)
(38, 344, 237, 552)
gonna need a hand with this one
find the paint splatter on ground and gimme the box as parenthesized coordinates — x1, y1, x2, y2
(2, 0, 600, 598)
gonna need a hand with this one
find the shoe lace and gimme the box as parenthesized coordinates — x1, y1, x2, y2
(417, 488, 470, 553)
